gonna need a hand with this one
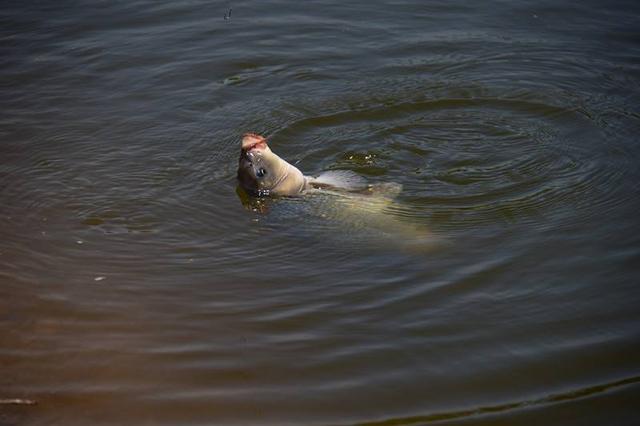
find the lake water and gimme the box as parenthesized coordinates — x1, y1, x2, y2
(2, 1, 640, 424)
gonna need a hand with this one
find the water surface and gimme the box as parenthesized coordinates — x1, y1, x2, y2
(2, 1, 640, 425)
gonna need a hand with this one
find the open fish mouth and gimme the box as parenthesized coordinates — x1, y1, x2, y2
(242, 133, 268, 152)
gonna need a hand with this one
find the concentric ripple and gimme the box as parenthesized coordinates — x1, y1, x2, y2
(266, 85, 629, 235)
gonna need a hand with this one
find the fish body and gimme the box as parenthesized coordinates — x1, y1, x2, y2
(236, 133, 440, 250)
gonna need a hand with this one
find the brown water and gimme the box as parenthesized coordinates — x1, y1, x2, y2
(2, 1, 640, 425)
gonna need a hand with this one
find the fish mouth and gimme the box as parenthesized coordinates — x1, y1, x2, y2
(242, 133, 267, 151)
(239, 148, 258, 166)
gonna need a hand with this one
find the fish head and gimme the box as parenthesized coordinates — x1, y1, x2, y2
(237, 133, 286, 195)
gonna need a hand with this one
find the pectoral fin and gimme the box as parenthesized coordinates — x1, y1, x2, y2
(309, 170, 368, 191)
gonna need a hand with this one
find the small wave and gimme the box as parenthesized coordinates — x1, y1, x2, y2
(349, 375, 640, 426)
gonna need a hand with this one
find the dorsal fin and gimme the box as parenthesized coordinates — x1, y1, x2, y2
(368, 182, 403, 199)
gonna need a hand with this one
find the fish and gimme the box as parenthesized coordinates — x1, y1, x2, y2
(237, 133, 367, 196)
(236, 133, 442, 251)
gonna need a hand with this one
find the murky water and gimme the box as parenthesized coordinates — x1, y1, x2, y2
(2, 1, 640, 424)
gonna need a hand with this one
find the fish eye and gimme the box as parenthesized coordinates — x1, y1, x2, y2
(256, 167, 267, 178)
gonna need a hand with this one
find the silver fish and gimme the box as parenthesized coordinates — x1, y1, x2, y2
(236, 133, 441, 251)
(237, 133, 366, 196)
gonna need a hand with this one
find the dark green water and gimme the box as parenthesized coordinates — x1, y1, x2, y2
(2, 1, 640, 424)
